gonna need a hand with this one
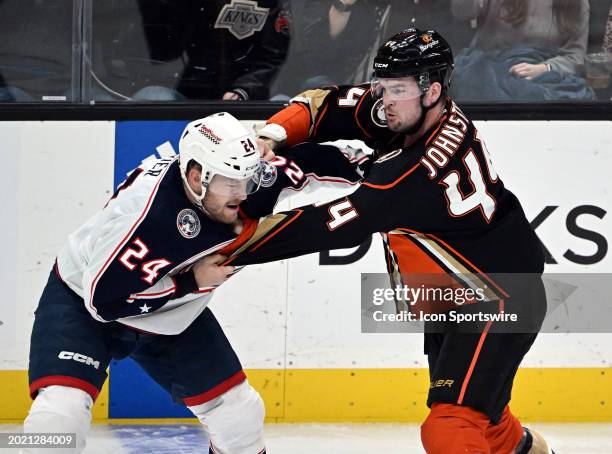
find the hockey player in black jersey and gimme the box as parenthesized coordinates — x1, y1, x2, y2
(229, 29, 555, 453)
(23, 112, 367, 454)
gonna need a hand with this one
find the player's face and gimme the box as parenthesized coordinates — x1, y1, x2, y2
(203, 175, 249, 224)
(378, 77, 424, 133)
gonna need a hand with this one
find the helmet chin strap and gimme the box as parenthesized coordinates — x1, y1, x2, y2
(183, 179, 210, 214)
(195, 190, 214, 218)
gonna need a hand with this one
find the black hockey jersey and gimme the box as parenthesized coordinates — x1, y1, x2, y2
(229, 85, 545, 302)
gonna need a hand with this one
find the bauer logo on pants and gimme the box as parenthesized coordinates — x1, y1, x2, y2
(215, 0, 270, 40)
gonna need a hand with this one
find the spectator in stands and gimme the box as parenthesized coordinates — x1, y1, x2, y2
(272, 0, 471, 99)
(272, 0, 392, 98)
(140, 0, 291, 100)
(91, 0, 291, 101)
(450, 0, 593, 101)
(452, 0, 589, 77)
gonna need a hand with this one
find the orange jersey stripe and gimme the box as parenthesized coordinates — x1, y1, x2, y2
(425, 232, 510, 298)
(219, 213, 258, 257)
(396, 228, 510, 298)
(387, 234, 460, 314)
(354, 88, 374, 139)
(388, 234, 446, 275)
(457, 320, 492, 405)
(362, 162, 420, 190)
(312, 102, 330, 138)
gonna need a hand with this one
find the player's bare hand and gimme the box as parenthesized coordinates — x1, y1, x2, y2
(509, 63, 548, 80)
(222, 91, 241, 100)
(192, 254, 235, 288)
(257, 137, 276, 162)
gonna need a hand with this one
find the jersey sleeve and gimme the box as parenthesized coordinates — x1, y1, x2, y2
(228, 149, 428, 266)
(241, 142, 370, 219)
(228, 182, 394, 266)
(261, 84, 397, 147)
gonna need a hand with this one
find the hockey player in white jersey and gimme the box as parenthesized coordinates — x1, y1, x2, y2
(23, 112, 368, 454)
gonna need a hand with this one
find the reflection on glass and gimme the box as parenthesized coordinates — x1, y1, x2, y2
(272, 0, 479, 101)
(273, 1, 612, 104)
(88, 0, 291, 102)
(271, 0, 393, 100)
(0, 0, 75, 102)
(449, 0, 596, 102)
(0, 0, 610, 105)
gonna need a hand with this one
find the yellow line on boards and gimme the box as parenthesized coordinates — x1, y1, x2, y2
(0, 370, 109, 421)
(1, 368, 610, 423)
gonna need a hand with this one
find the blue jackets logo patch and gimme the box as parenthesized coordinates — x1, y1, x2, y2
(177, 209, 201, 239)
(257, 160, 278, 188)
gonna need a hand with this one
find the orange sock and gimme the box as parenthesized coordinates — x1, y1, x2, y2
(484, 406, 524, 454)
(421, 403, 491, 454)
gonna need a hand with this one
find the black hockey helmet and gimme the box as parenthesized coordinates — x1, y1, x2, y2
(372, 28, 454, 93)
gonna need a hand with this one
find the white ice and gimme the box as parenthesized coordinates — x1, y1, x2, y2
(1, 422, 611, 453)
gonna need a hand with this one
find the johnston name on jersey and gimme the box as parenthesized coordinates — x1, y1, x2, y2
(56, 145, 365, 335)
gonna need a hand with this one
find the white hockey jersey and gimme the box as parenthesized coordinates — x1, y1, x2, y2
(55, 144, 367, 334)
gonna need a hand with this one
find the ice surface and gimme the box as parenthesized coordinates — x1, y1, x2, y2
(1, 422, 611, 453)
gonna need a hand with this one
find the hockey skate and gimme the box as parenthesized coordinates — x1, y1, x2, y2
(516, 427, 555, 454)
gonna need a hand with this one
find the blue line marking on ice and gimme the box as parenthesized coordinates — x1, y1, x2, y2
(109, 424, 209, 453)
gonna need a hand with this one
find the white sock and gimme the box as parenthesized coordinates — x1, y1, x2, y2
(22, 385, 93, 454)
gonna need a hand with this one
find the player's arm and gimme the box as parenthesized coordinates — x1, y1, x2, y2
(227, 182, 393, 266)
(258, 84, 395, 149)
(241, 142, 370, 219)
(79, 212, 208, 322)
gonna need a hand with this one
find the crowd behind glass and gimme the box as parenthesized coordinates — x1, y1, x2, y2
(1, 0, 611, 104)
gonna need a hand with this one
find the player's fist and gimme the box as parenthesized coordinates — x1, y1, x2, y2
(192, 254, 235, 288)
(257, 137, 277, 162)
